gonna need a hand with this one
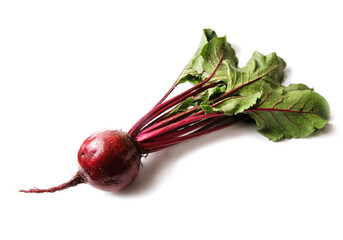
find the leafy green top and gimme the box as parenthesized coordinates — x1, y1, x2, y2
(174, 29, 330, 141)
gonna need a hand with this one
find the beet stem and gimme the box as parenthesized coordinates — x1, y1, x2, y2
(139, 117, 249, 153)
(136, 112, 226, 142)
(140, 106, 199, 134)
(129, 81, 218, 137)
(140, 116, 225, 144)
(141, 95, 244, 135)
(138, 83, 220, 135)
(19, 171, 85, 193)
(129, 54, 225, 137)
(153, 58, 192, 107)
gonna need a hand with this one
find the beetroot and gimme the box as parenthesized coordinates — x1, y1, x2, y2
(20, 29, 329, 193)
(20, 130, 141, 193)
(78, 130, 141, 192)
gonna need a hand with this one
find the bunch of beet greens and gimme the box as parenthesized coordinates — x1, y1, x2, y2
(20, 29, 330, 193)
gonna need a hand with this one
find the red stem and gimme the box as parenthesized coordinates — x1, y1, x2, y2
(138, 118, 220, 153)
(138, 82, 218, 133)
(140, 84, 236, 133)
(140, 115, 226, 144)
(139, 106, 198, 134)
(175, 117, 248, 144)
(129, 80, 217, 137)
(138, 98, 203, 135)
(129, 50, 252, 154)
(142, 95, 245, 135)
(19, 172, 85, 193)
(139, 117, 248, 153)
(135, 112, 226, 142)
(128, 54, 225, 137)
(153, 59, 192, 107)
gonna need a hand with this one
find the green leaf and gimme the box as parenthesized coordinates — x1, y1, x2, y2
(228, 51, 286, 95)
(213, 91, 262, 115)
(193, 36, 238, 77)
(194, 52, 286, 116)
(196, 29, 218, 55)
(178, 29, 238, 85)
(177, 29, 218, 85)
(194, 83, 226, 103)
(171, 29, 330, 141)
(246, 84, 330, 141)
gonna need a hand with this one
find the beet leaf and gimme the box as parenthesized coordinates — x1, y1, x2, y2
(156, 29, 329, 143)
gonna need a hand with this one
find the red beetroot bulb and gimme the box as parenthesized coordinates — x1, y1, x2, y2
(78, 129, 141, 192)
(20, 130, 141, 193)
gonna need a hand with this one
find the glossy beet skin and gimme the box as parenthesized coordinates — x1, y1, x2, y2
(78, 130, 141, 191)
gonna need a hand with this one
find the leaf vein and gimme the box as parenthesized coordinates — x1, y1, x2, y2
(289, 96, 303, 110)
(283, 112, 299, 127)
(299, 98, 312, 111)
(269, 111, 284, 130)
(250, 112, 267, 129)
(257, 92, 272, 107)
(273, 97, 285, 108)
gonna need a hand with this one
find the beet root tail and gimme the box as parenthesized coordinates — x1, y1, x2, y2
(19, 171, 86, 193)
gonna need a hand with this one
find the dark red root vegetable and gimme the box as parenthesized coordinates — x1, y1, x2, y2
(20, 130, 141, 193)
(19, 29, 330, 193)
(77, 130, 141, 192)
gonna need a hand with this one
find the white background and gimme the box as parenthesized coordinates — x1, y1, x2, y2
(1, 0, 342, 239)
